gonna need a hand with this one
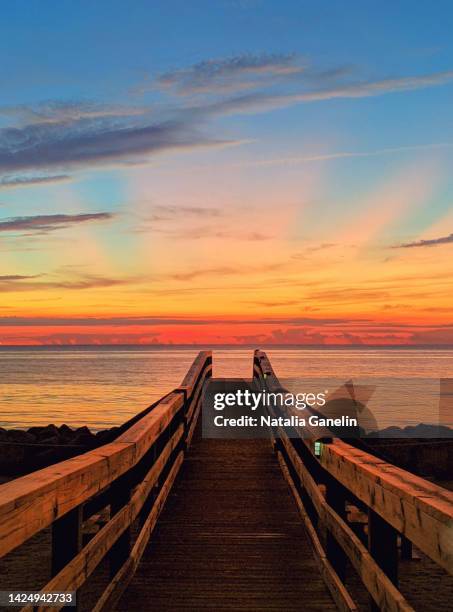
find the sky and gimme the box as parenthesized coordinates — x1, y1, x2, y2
(1, 0, 453, 345)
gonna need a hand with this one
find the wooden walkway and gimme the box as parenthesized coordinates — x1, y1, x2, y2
(116, 433, 336, 611)
(1, 351, 453, 612)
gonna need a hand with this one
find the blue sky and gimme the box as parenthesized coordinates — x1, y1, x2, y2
(1, 1, 453, 345)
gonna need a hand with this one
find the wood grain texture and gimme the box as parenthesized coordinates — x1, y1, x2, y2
(0, 353, 212, 560)
(19, 426, 184, 612)
(277, 450, 358, 612)
(278, 432, 414, 612)
(115, 436, 337, 611)
(320, 439, 453, 574)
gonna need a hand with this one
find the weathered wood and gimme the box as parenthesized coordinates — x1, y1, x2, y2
(277, 431, 414, 612)
(19, 425, 184, 610)
(319, 439, 453, 574)
(256, 350, 453, 577)
(368, 508, 399, 612)
(368, 508, 398, 584)
(51, 505, 83, 576)
(115, 438, 337, 612)
(179, 351, 212, 396)
(277, 451, 358, 612)
(0, 352, 212, 560)
(325, 475, 348, 582)
(185, 364, 211, 426)
(92, 452, 184, 612)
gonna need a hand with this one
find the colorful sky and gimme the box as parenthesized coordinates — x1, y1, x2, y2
(1, 0, 453, 345)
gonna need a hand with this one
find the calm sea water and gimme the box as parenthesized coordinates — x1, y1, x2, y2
(0, 347, 452, 430)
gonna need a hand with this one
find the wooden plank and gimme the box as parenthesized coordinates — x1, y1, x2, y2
(185, 365, 211, 425)
(115, 438, 337, 612)
(0, 351, 211, 561)
(92, 452, 184, 612)
(277, 451, 358, 612)
(0, 390, 180, 561)
(257, 350, 453, 575)
(0, 441, 133, 559)
(320, 440, 453, 574)
(51, 505, 83, 576)
(179, 351, 212, 396)
(115, 392, 183, 455)
(20, 425, 184, 610)
(278, 432, 414, 612)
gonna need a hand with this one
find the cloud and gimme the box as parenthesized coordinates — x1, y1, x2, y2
(0, 274, 39, 281)
(0, 174, 71, 189)
(244, 143, 453, 168)
(0, 100, 149, 125)
(146, 205, 223, 221)
(198, 70, 453, 116)
(2, 63, 453, 176)
(0, 273, 137, 292)
(0, 315, 370, 326)
(155, 53, 304, 95)
(0, 212, 114, 234)
(167, 261, 284, 281)
(243, 299, 301, 308)
(0, 117, 242, 173)
(394, 232, 453, 248)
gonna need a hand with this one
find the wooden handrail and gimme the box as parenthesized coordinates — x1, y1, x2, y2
(0, 351, 212, 612)
(253, 349, 453, 611)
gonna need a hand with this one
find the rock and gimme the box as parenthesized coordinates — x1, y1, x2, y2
(29, 424, 60, 441)
(7, 429, 37, 443)
(38, 436, 61, 446)
(74, 426, 93, 437)
(71, 432, 96, 446)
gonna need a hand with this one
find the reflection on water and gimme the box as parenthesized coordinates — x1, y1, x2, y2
(0, 347, 452, 430)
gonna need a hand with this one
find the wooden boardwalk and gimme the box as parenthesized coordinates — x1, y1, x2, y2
(1, 350, 453, 612)
(116, 434, 336, 611)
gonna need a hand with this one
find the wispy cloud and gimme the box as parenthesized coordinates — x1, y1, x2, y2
(0, 100, 149, 125)
(0, 272, 138, 292)
(0, 274, 40, 281)
(155, 53, 304, 95)
(198, 70, 453, 116)
(0, 174, 71, 189)
(147, 205, 224, 221)
(0, 212, 114, 234)
(243, 143, 453, 167)
(394, 232, 453, 248)
(0, 117, 243, 173)
(168, 261, 285, 281)
(2, 60, 453, 176)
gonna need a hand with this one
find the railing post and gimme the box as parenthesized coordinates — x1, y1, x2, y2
(400, 535, 413, 560)
(51, 505, 83, 574)
(368, 508, 398, 610)
(325, 476, 348, 582)
(52, 505, 83, 609)
(109, 476, 132, 577)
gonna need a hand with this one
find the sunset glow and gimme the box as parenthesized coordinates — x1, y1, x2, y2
(1, 2, 453, 345)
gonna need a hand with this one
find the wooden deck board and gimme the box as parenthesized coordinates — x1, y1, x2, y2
(116, 436, 336, 611)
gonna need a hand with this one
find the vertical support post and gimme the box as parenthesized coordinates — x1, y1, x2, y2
(325, 476, 348, 582)
(51, 505, 83, 575)
(368, 508, 398, 611)
(52, 505, 83, 610)
(109, 477, 132, 578)
(400, 535, 413, 560)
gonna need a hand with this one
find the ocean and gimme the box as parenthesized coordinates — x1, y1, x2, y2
(0, 346, 452, 431)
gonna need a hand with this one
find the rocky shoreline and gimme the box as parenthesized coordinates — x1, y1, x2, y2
(0, 424, 119, 477)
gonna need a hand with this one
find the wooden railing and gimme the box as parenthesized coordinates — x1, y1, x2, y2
(0, 351, 212, 612)
(253, 349, 453, 612)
